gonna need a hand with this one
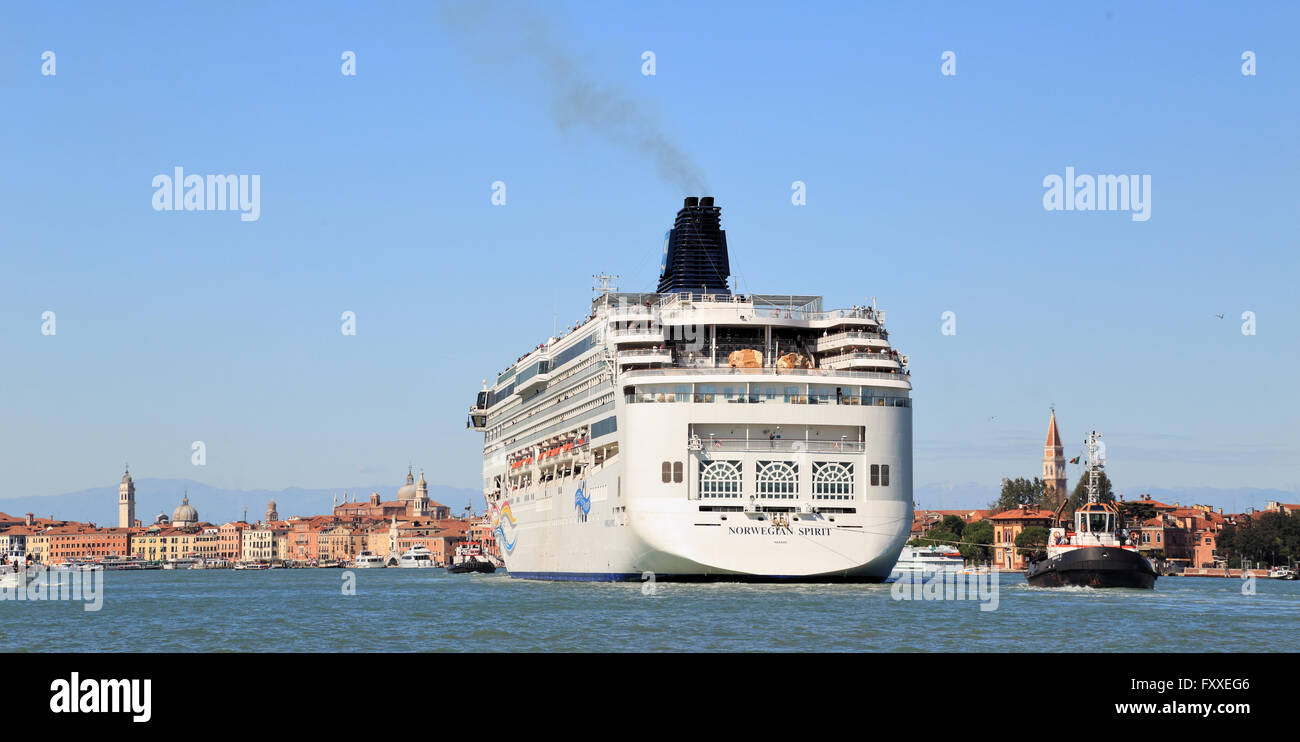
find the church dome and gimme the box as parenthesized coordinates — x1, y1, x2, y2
(397, 467, 418, 501)
(172, 493, 198, 526)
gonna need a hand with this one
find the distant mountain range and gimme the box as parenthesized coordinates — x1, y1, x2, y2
(0, 479, 482, 528)
(914, 482, 1298, 514)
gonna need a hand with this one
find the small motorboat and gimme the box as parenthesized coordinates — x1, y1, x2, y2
(397, 545, 436, 569)
(1267, 566, 1297, 580)
(352, 551, 386, 569)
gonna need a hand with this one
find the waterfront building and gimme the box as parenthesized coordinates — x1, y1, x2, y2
(193, 526, 221, 561)
(0, 527, 31, 560)
(44, 526, 132, 564)
(1042, 408, 1067, 508)
(119, 466, 136, 529)
(990, 505, 1055, 570)
(218, 521, 251, 562)
(132, 526, 201, 562)
(243, 524, 288, 562)
(23, 530, 49, 564)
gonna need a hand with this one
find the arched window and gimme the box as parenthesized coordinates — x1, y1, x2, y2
(812, 462, 854, 500)
(699, 460, 742, 498)
(757, 461, 798, 499)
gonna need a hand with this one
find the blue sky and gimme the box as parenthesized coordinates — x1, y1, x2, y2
(2, 1, 1297, 505)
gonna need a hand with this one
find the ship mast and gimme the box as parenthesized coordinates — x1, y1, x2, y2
(1085, 430, 1104, 504)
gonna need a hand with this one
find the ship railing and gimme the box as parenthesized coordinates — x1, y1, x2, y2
(695, 438, 866, 453)
(625, 392, 910, 408)
(814, 330, 887, 348)
(752, 307, 884, 324)
(609, 326, 665, 337)
(622, 366, 911, 384)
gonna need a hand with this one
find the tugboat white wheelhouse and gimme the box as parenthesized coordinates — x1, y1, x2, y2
(467, 197, 914, 581)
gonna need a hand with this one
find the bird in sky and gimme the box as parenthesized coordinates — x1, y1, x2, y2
(1215, 313, 1225, 319)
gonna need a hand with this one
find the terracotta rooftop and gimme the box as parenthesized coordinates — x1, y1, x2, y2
(989, 507, 1056, 521)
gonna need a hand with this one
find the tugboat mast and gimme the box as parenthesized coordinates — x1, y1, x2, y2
(1085, 430, 1104, 504)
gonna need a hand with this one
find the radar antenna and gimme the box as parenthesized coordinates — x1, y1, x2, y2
(592, 273, 619, 298)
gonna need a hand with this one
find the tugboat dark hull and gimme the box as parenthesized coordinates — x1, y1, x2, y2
(1026, 547, 1156, 589)
(447, 560, 496, 575)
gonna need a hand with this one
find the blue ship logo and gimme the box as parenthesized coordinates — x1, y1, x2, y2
(574, 482, 591, 522)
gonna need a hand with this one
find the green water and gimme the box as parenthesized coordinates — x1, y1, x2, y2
(2, 570, 1296, 652)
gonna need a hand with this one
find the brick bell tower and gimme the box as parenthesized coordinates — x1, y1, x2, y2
(1043, 407, 1068, 507)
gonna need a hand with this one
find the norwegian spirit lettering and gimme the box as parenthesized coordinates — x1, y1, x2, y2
(727, 526, 831, 536)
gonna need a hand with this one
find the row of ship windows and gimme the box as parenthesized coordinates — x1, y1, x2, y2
(630, 385, 910, 407)
(662, 460, 891, 500)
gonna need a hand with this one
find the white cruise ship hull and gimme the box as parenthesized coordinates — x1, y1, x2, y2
(491, 402, 912, 582)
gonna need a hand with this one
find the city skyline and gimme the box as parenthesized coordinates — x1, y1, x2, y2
(3, 1, 1298, 502)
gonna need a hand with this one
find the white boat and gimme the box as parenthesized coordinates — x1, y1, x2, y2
(467, 197, 913, 582)
(163, 557, 199, 570)
(1267, 566, 1297, 580)
(0, 565, 20, 589)
(890, 544, 964, 579)
(397, 545, 436, 568)
(352, 551, 386, 569)
(234, 561, 272, 570)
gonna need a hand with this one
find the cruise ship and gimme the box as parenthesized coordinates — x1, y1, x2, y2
(467, 197, 913, 581)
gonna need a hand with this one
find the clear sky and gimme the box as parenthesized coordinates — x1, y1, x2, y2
(2, 1, 1297, 502)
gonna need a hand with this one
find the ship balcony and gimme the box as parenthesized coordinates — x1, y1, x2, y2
(814, 330, 889, 353)
(616, 348, 672, 367)
(820, 352, 901, 372)
(610, 326, 666, 344)
(466, 411, 488, 431)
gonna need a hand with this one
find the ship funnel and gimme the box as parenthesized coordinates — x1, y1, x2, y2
(657, 196, 731, 295)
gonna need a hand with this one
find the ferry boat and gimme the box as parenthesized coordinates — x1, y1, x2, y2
(1025, 431, 1157, 589)
(467, 197, 914, 581)
(891, 544, 964, 579)
(352, 551, 386, 569)
(396, 545, 436, 569)
(1267, 566, 1297, 580)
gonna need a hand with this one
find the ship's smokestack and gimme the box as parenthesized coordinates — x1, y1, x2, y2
(657, 196, 731, 295)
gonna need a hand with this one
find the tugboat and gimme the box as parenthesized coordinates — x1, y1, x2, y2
(447, 541, 496, 574)
(1026, 430, 1157, 589)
